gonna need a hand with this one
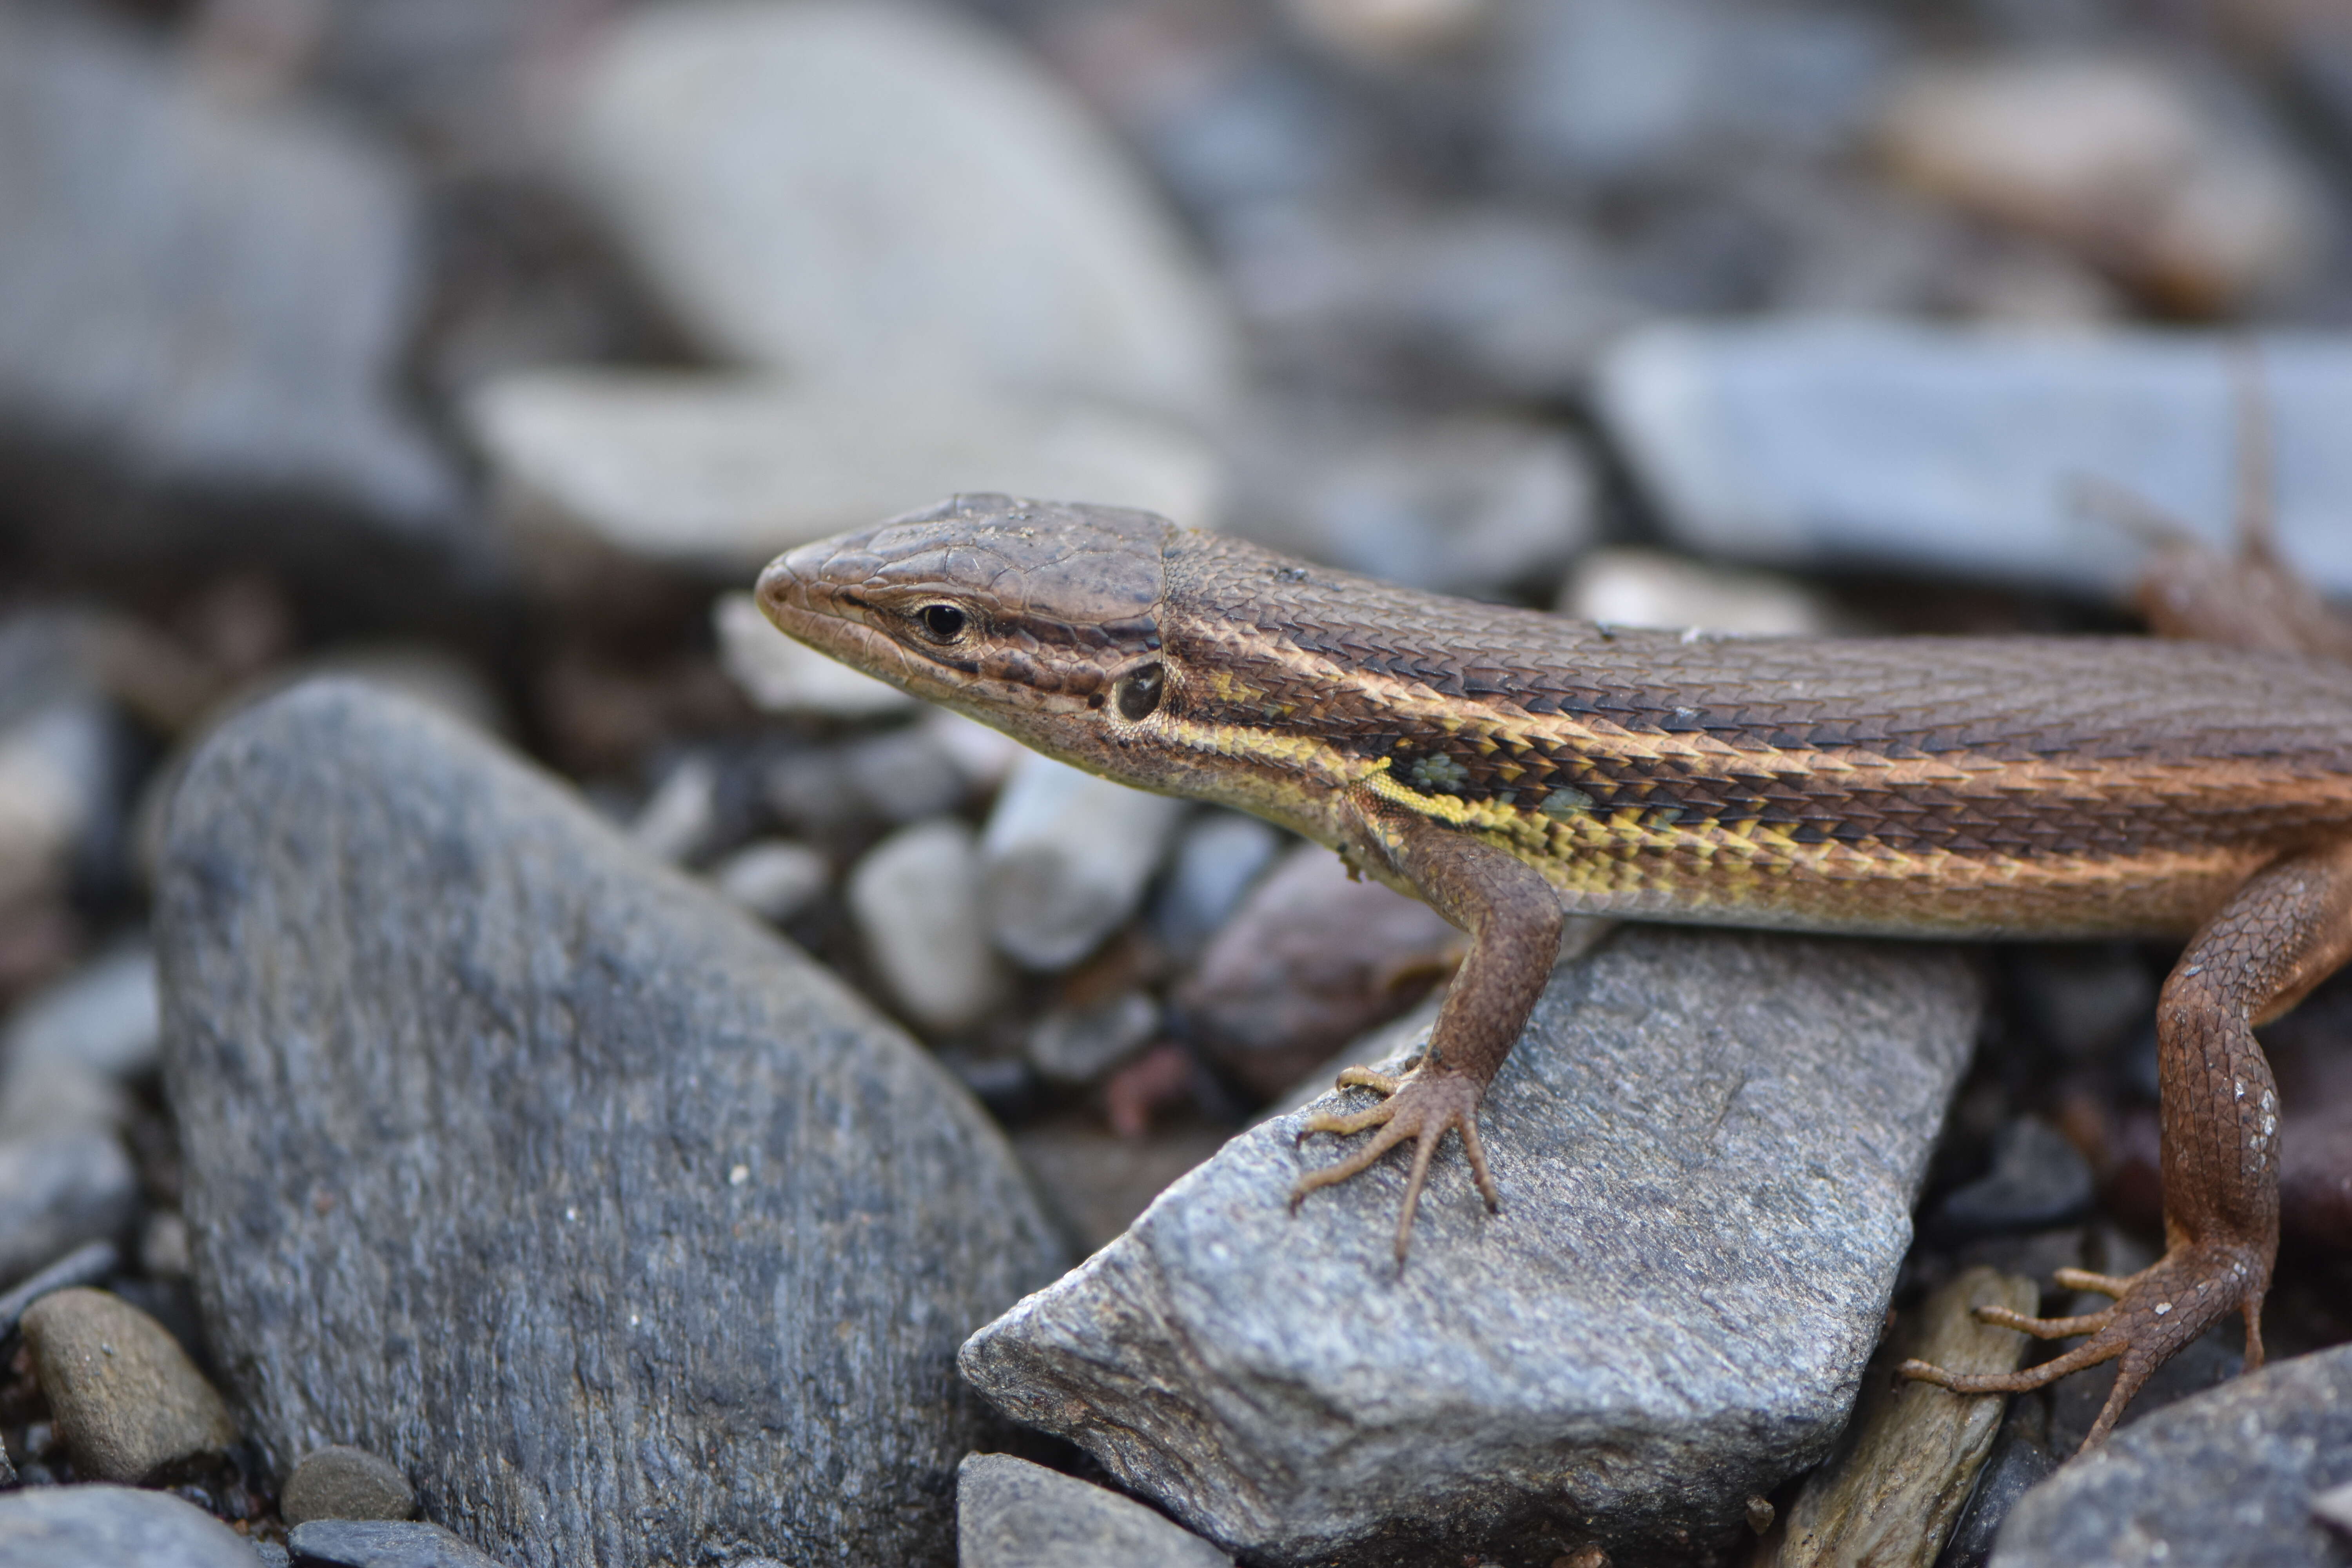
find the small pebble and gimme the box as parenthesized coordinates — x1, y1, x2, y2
(1151, 813, 1284, 960)
(982, 755, 1185, 972)
(1937, 1116, 2095, 1235)
(0, 1483, 258, 1568)
(627, 753, 718, 865)
(710, 840, 828, 924)
(281, 1445, 419, 1526)
(846, 818, 1007, 1032)
(1027, 991, 1160, 1085)
(713, 591, 913, 717)
(20, 1287, 238, 1483)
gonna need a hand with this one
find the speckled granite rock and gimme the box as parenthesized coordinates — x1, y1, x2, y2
(159, 679, 1066, 1568)
(962, 927, 1980, 1567)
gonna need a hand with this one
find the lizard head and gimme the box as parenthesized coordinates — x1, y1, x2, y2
(756, 494, 1187, 782)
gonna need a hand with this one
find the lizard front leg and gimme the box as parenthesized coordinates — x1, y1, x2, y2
(1290, 802, 1564, 1260)
(1903, 837, 2352, 1448)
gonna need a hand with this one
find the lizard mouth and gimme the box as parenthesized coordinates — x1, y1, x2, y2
(755, 538, 947, 702)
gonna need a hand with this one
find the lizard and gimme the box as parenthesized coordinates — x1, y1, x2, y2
(754, 491, 2352, 1450)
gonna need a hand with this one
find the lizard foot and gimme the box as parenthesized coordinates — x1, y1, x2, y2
(1289, 1067, 1497, 1261)
(1897, 1244, 2267, 1452)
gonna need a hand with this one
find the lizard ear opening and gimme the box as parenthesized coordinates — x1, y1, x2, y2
(1114, 663, 1165, 722)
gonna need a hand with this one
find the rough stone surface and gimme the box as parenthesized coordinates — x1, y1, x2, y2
(0, 1131, 137, 1290)
(962, 926, 1981, 1566)
(20, 1287, 238, 1484)
(288, 1519, 507, 1568)
(1993, 1344, 2352, 1568)
(0, 1483, 259, 1568)
(564, 0, 1238, 424)
(1597, 321, 2352, 598)
(472, 371, 1221, 578)
(0, 6, 458, 547)
(958, 1454, 1233, 1568)
(158, 680, 1066, 1567)
(282, 1446, 419, 1526)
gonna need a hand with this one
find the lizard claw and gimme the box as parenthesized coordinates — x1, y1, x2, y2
(1898, 1242, 2268, 1452)
(1290, 1068, 1498, 1261)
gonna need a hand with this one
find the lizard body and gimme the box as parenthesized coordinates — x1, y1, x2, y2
(757, 493, 2352, 1449)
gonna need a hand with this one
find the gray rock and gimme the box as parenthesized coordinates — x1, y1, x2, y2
(0, 1058, 128, 1143)
(1496, 0, 1894, 186)
(1936, 1117, 2094, 1235)
(710, 840, 829, 926)
(472, 371, 1222, 582)
(1027, 992, 1160, 1086)
(626, 753, 719, 866)
(563, 2, 1239, 425)
(983, 757, 1187, 973)
(259, 1544, 294, 1568)
(281, 1447, 418, 1526)
(0, 700, 122, 916)
(0, 1131, 137, 1290)
(0, 7, 458, 551)
(1597, 321, 2352, 598)
(1175, 844, 1461, 1100)
(20, 1288, 238, 1484)
(1993, 1344, 2352, 1568)
(1229, 407, 1596, 598)
(962, 926, 1980, 1566)
(716, 592, 916, 719)
(0, 1240, 117, 1338)
(848, 818, 1008, 1034)
(1, 941, 159, 1082)
(287, 1519, 505, 1568)
(958, 1453, 1232, 1568)
(1150, 813, 1285, 961)
(158, 680, 1066, 1567)
(0, 1483, 258, 1568)
(764, 729, 975, 839)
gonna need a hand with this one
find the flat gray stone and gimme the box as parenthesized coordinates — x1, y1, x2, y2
(1992, 1344, 2352, 1568)
(563, 1, 1239, 424)
(469, 370, 1221, 579)
(0, 1483, 258, 1568)
(0, 1130, 137, 1290)
(0, 7, 457, 543)
(1597, 321, 2352, 597)
(288, 1519, 505, 1568)
(962, 927, 1980, 1566)
(958, 1454, 1231, 1568)
(159, 680, 1065, 1568)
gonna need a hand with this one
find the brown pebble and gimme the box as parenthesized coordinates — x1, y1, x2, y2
(21, 1287, 237, 1483)
(281, 1443, 418, 1524)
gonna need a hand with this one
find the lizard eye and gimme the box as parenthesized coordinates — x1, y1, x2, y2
(1114, 662, 1164, 722)
(916, 603, 968, 644)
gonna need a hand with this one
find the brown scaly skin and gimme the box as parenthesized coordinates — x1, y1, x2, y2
(757, 492, 2352, 1452)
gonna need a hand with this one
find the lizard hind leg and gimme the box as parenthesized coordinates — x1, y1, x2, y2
(1902, 838, 2352, 1452)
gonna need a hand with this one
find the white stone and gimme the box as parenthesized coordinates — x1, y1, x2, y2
(714, 592, 915, 718)
(563, 0, 1240, 424)
(1558, 546, 1834, 637)
(710, 840, 829, 925)
(982, 755, 1187, 972)
(628, 755, 717, 866)
(1597, 320, 2352, 598)
(470, 370, 1223, 577)
(0, 702, 111, 911)
(848, 818, 1007, 1033)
